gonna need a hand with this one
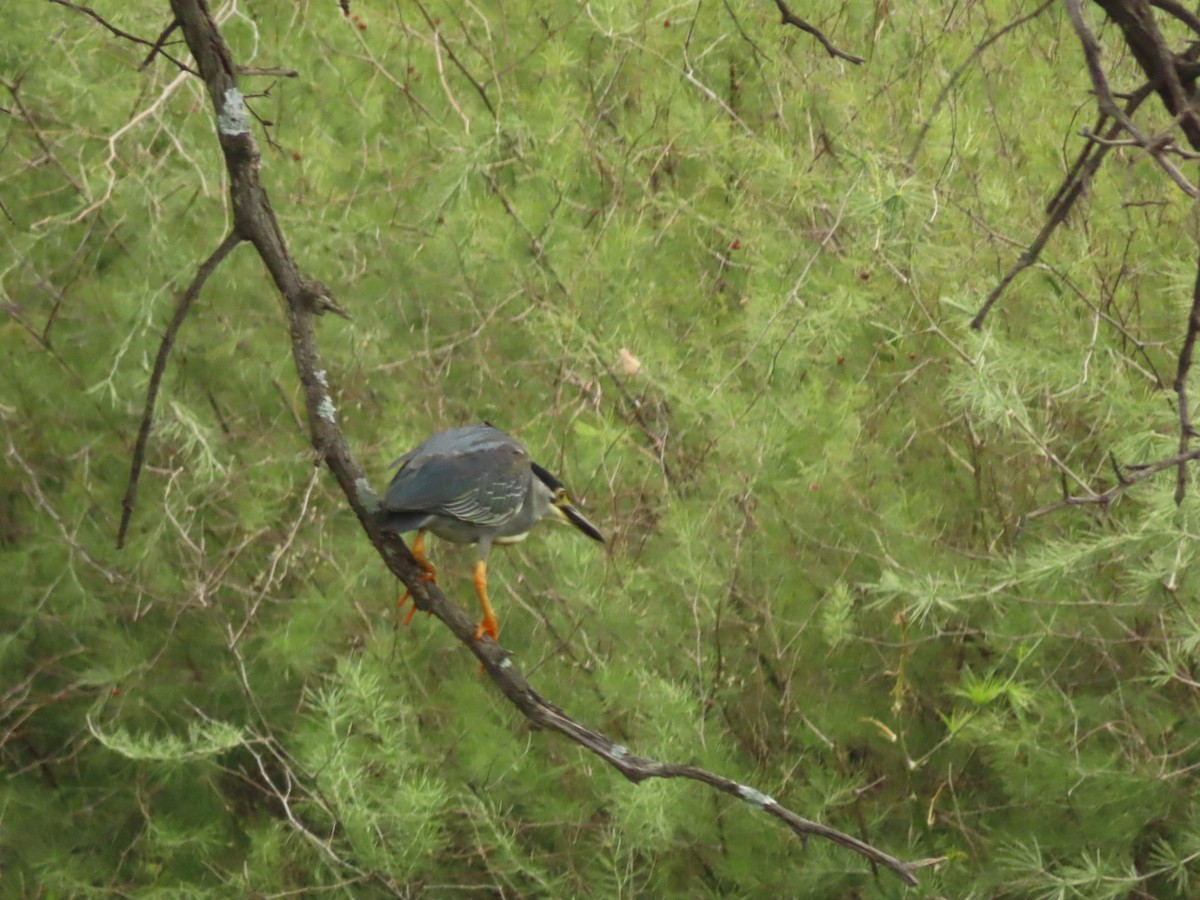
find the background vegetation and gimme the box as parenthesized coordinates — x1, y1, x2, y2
(4, 0, 1200, 896)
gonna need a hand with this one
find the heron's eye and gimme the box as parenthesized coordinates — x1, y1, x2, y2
(555, 488, 568, 502)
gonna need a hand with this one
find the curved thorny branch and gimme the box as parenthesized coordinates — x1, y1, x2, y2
(103, 0, 931, 887)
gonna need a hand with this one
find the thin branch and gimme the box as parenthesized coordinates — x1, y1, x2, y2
(237, 65, 300, 78)
(1172, 255, 1200, 502)
(498, 682, 933, 883)
(3, 75, 85, 197)
(116, 231, 242, 549)
(970, 80, 1158, 330)
(7, 432, 129, 586)
(410, 0, 497, 119)
(909, 0, 1055, 164)
(773, 0, 864, 64)
(137, 18, 179, 71)
(972, 5, 1200, 330)
(48, 0, 196, 73)
(1095, 0, 1200, 148)
(159, 0, 924, 884)
(1079, 118, 1200, 159)
(1021, 447, 1200, 522)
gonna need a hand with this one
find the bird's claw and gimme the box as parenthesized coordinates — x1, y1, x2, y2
(472, 615, 499, 642)
(396, 565, 437, 622)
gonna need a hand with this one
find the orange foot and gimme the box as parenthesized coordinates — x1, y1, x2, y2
(397, 568, 437, 626)
(472, 612, 499, 642)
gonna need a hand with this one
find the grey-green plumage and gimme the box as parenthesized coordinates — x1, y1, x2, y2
(379, 424, 604, 639)
(382, 426, 532, 541)
(382, 423, 604, 546)
(379, 422, 604, 643)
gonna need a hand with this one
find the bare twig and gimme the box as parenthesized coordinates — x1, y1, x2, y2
(116, 231, 242, 549)
(773, 0, 864, 64)
(1080, 120, 1200, 158)
(1172, 256, 1200, 502)
(1095, 0, 1200, 147)
(971, 5, 1200, 329)
(6, 433, 127, 585)
(237, 66, 300, 78)
(410, 0, 497, 119)
(137, 18, 179, 71)
(909, 0, 1055, 164)
(157, 0, 924, 884)
(49, 0, 195, 73)
(1022, 446, 1200, 522)
(970, 78, 1159, 329)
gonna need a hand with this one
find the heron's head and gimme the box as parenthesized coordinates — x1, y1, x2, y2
(531, 462, 605, 543)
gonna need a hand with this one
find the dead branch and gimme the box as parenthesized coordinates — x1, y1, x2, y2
(48, 0, 195, 73)
(1021, 446, 1200, 522)
(137, 18, 180, 71)
(1172, 257, 1200, 502)
(909, 0, 1056, 164)
(134, 0, 926, 885)
(773, 0, 864, 65)
(967, 105, 1124, 331)
(116, 231, 242, 549)
(1093, 0, 1200, 149)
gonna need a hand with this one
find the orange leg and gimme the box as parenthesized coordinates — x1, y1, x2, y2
(397, 530, 437, 625)
(471, 558, 499, 641)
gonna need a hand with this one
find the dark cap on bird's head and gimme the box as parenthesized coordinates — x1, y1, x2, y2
(531, 461, 605, 544)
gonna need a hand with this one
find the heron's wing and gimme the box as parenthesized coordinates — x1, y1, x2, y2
(383, 427, 530, 527)
(436, 451, 530, 527)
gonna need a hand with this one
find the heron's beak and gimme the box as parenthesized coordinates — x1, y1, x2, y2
(554, 500, 605, 543)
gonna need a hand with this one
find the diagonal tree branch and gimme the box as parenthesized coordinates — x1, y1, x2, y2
(773, 0, 864, 65)
(145, 0, 927, 886)
(137, 18, 180, 72)
(972, 1, 1200, 329)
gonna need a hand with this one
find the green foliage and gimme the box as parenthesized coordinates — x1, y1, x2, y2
(6, 0, 1200, 897)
